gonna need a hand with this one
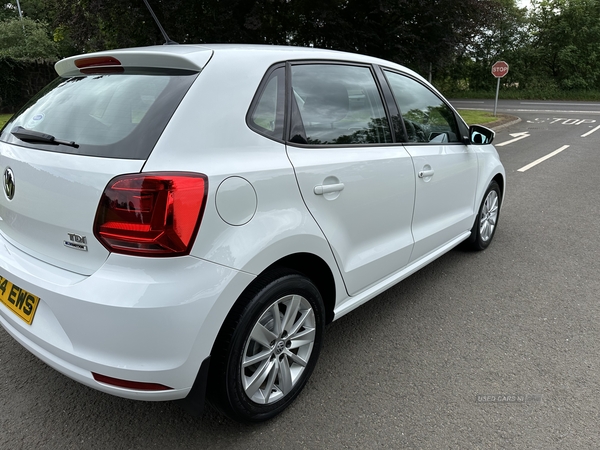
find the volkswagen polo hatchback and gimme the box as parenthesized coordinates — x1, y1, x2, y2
(0, 44, 504, 422)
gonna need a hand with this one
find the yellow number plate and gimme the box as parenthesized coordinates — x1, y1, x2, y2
(0, 275, 40, 325)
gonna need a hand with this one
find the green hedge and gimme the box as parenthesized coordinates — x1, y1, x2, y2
(439, 88, 600, 102)
(0, 57, 57, 113)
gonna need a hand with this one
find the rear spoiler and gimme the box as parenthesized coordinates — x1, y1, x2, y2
(55, 46, 213, 77)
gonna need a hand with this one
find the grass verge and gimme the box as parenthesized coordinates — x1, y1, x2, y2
(457, 109, 498, 126)
(0, 114, 13, 129)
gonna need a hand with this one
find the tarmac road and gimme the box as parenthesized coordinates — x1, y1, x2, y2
(452, 98, 600, 115)
(2, 100, 600, 449)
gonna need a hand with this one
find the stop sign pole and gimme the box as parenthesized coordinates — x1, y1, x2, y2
(492, 61, 509, 116)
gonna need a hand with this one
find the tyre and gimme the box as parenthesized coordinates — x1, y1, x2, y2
(208, 271, 325, 422)
(464, 180, 501, 251)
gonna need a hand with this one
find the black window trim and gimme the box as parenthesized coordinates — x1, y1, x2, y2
(245, 62, 287, 144)
(373, 64, 406, 143)
(247, 59, 471, 148)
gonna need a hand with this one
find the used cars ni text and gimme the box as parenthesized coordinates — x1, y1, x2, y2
(0, 44, 504, 422)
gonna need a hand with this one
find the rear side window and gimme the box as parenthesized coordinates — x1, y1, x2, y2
(290, 64, 392, 145)
(248, 66, 285, 140)
(384, 71, 460, 144)
(0, 73, 197, 159)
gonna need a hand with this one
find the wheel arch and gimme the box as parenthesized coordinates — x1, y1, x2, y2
(217, 252, 337, 336)
(208, 251, 337, 364)
(492, 172, 505, 203)
(265, 252, 337, 325)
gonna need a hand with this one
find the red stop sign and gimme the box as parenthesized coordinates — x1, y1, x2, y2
(492, 61, 509, 78)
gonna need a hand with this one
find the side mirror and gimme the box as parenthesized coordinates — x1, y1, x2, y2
(468, 125, 495, 145)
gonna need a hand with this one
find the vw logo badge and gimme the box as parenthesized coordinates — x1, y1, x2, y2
(4, 167, 15, 200)
(275, 340, 286, 355)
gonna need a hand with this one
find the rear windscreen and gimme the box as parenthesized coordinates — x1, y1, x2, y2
(0, 73, 198, 159)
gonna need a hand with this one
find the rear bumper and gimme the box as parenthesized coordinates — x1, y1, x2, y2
(0, 235, 254, 401)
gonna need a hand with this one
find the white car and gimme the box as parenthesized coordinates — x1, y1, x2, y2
(0, 44, 504, 422)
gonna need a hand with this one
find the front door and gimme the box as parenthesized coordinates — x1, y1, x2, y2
(383, 70, 478, 262)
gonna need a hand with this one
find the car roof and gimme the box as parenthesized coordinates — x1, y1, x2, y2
(55, 44, 424, 82)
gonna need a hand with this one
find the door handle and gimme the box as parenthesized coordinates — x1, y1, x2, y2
(418, 169, 434, 178)
(314, 183, 345, 195)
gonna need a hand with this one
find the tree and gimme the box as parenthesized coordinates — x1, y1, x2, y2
(527, 0, 600, 90)
(47, 0, 505, 76)
(440, 0, 528, 91)
(0, 17, 59, 59)
(1, 0, 53, 21)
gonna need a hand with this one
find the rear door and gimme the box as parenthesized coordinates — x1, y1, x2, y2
(285, 63, 415, 296)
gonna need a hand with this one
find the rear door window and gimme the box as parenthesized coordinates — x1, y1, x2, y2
(290, 64, 392, 145)
(0, 73, 197, 159)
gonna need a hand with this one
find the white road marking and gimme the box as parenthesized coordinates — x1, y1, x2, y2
(496, 132, 530, 147)
(521, 102, 600, 107)
(527, 118, 596, 125)
(511, 109, 600, 114)
(581, 124, 600, 137)
(517, 145, 570, 172)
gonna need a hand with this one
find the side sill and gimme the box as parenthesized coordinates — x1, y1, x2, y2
(333, 231, 470, 320)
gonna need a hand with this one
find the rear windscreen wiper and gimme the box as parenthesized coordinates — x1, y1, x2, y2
(11, 126, 79, 148)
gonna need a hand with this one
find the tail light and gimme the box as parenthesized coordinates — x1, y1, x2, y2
(94, 172, 207, 257)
